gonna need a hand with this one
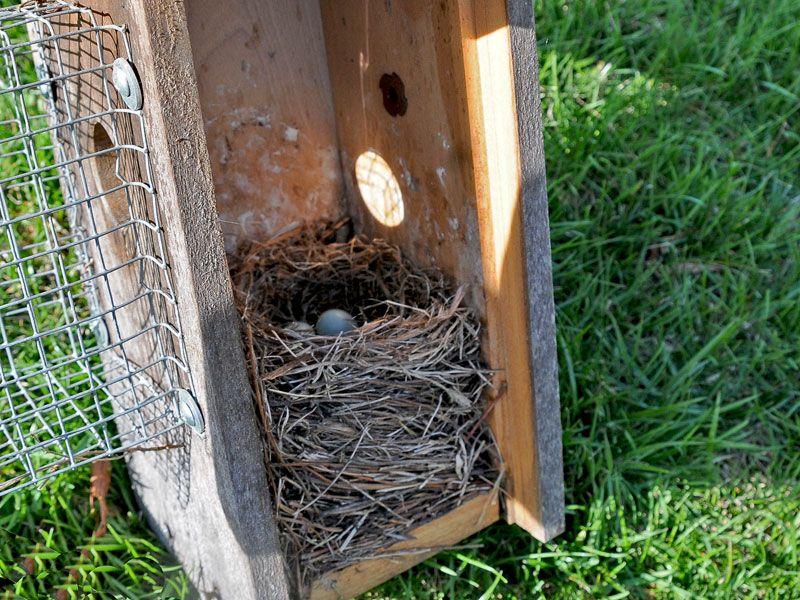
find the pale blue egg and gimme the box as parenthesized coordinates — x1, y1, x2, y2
(316, 309, 356, 336)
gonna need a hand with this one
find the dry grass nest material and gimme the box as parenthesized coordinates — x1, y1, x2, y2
(230, 221, 501, 586)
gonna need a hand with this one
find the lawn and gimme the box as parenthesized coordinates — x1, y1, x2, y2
(2, 0, 800, 598)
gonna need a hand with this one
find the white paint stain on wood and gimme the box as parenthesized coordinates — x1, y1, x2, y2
(436, 166, 447, 188)
(283, 125, 299, 142)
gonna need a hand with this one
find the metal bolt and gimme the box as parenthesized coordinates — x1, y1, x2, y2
(111, 58, 143, 111)
(177, 389, 205, 434)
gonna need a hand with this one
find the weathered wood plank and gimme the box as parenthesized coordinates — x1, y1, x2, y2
(319, 0, 486, 308)
(461, 0, 564, 541)
(101, 1, 292, 597)
(184, 0, 344, 249)
(506, 0, 565, 541)
(310, 492, 500, 600)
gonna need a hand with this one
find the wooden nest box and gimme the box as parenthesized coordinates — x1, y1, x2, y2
(41, 0, 565, 597)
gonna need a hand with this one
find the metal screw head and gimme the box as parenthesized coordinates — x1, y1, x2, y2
(111, 58, 143, 111)
(177, 389, 205, 434)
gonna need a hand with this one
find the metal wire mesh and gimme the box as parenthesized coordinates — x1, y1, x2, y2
(0, 1, 194, 494)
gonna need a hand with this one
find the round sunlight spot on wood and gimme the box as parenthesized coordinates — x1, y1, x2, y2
(355, 150, 404, 227)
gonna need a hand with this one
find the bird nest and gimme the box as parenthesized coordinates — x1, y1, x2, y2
(230, 221, 501, 589)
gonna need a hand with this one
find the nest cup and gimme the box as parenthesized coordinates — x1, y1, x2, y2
(231, 222, 501, 588)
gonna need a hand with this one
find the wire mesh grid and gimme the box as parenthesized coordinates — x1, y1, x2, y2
(0, 1, 194, 494)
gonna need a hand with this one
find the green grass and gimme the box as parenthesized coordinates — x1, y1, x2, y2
(0, 462, 187, 599)
(3, 0, 800, 597)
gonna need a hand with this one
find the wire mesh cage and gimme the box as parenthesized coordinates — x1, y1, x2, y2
(0, 1, 196, 495)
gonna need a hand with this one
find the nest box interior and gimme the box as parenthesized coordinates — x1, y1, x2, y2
(182, 0, 563, 596)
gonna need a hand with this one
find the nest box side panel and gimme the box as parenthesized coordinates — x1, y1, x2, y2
(320, 0, 564, 542)
(183, 0, 345, 250)
(505, 0, 565, 542)
(82, 1, 292, 597)
(319, 1, 486, 310)
(461, 0, 565, 541)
